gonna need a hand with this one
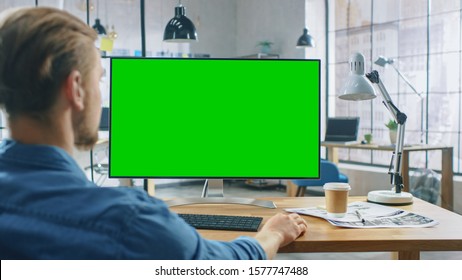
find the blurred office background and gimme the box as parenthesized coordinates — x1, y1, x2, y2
(0, 0, 461, 214)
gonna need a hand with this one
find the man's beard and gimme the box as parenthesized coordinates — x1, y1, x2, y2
(73, 109, 99, 151)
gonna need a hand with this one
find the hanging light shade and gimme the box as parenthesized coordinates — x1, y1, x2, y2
(163, 5, 197, 42)
(296, 28, 315, 48)
(92, 18, 106, 35)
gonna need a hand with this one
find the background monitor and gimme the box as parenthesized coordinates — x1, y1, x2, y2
(99, 107, 110, 131)
(109, 58, 320, 181)
(324, 117, 360, 142)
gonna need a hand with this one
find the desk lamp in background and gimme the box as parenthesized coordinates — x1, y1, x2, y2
(375, 55, 425, 144)
(339, 52, 413, 205)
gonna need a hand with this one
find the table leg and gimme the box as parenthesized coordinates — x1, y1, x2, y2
(441, 147, 454, 211)
(286, 180, 298, 197)
(398, 251, 420, 260)
(90, 148, 94, 183)
(143, 179, 156, 197)
(402, 151, 410, 192)
(327, 147, 339, 164)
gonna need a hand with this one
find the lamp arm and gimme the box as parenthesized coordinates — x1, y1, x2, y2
(390, 64, 423, 99)
(366, 70, 406, 193)
(390, 63, 425, 144)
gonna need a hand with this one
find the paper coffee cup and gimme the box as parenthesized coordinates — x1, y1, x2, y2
(323, 182, 351, 218)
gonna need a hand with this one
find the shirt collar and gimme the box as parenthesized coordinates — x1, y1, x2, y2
(0, 139, 85, 174)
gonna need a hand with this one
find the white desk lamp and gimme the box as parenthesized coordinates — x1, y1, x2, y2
(374, 56, 422, 98)
(375, 55, 425, 144)
(339, 52, 413, 205)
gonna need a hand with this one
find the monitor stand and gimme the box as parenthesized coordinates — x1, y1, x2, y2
(165, 179, 276, 208)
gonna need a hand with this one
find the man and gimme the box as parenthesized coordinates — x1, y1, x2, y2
(0, 7, 307, 259)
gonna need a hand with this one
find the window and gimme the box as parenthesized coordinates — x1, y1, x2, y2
(328, 0, 462, 174)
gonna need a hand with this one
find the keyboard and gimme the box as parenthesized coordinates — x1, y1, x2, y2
(178, 213, 263, 232)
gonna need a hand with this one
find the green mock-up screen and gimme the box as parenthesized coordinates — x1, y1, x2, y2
(109, 58, 320, 178)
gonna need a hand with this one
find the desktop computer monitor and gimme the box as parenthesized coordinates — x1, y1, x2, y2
(109, 58, 320, 206)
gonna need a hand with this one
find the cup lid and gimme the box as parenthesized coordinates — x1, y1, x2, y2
(323, 182, 351, 191)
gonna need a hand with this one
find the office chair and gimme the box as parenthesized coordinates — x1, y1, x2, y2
(292, 159, 349, 197)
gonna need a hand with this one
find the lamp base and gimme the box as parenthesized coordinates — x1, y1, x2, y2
(367, 190, 413, 206)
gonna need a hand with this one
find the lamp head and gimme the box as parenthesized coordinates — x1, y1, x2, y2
(296, 28, 315, 48)
(163, 5, 197, 42)
(374, 55, 394, 67)
(339, 52, 377, 101)
(92, 18, 106, 35)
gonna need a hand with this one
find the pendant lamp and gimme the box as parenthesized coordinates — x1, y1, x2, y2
(296, 28, 315, 48)
(92, 0, 106, 35)
(163, 2, 197, 42)
(92, 18, 106, 35)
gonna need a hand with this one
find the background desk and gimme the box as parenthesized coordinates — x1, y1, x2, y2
(322, 143, 454, 211)
(171, 197, 462, 260)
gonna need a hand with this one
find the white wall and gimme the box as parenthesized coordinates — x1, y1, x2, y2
(235, 0, 306, 58)
(189, 0, 308, 59)
(188, 0, 237, 58)
(304, 0, 327, 154)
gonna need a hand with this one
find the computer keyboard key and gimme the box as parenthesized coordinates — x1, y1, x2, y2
(178, 213, 263, 232)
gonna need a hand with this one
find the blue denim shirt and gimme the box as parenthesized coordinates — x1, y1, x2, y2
(0, 139, 266, 260)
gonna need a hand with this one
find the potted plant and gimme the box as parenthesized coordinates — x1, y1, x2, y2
(257, 40, 273, 54)
(364, 133, 373, 144)
(385, 119, 398, 145)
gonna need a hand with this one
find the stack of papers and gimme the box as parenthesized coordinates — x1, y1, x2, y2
(286, 201, 438, 228)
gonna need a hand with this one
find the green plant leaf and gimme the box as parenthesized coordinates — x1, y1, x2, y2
(385, 119, 398, 130)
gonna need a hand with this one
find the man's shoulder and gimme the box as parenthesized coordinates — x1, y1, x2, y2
(1, 183, 168, 233)
(75, 186, 168, 218)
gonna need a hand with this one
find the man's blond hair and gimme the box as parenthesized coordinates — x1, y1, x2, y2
(0, 7, 97, 120)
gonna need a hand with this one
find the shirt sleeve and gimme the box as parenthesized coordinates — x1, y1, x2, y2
(118, 189, 267, 260)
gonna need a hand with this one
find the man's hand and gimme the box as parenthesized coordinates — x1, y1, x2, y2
(254, 213, 308, 259)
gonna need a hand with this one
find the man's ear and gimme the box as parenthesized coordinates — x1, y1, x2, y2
(64, 70, 85, 111)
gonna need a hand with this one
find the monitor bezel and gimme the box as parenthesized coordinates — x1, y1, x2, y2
(108, 57, 321, 180)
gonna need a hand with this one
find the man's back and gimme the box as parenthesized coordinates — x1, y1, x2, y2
(0, 7, 306, 260)
(0, 140, 266, 259)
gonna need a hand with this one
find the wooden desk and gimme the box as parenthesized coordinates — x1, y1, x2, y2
(171, 197, 462, 260)
(322, 143, 454, 211)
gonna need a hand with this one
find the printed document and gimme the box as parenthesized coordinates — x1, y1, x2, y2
(286, 201, 438, 228)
